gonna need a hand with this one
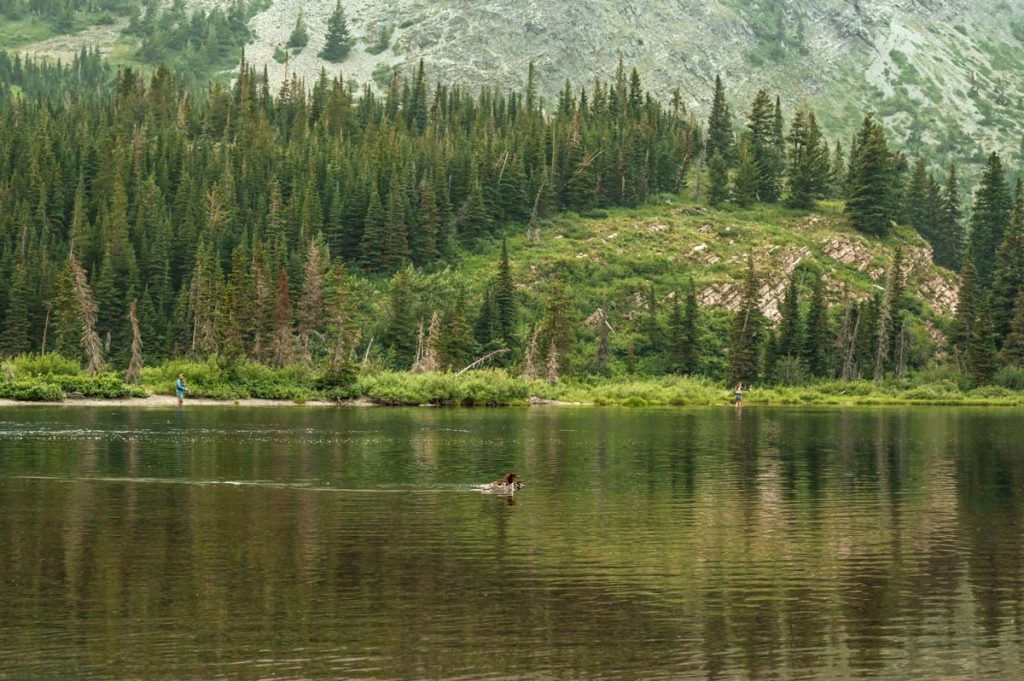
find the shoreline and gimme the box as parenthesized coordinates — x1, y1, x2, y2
(0, 394, 1023, 408)
(0, 395, 594, 408)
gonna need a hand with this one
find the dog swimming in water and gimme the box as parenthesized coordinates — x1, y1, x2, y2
(476, 473, 524, 494)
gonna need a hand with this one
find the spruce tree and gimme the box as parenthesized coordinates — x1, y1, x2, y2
(969, 152, 1012, 287)
(667, 282, 700, 375)
(320, 1, 353, 62)
(410, 180, 440, 267)
(680, 279, 701, 375)
(539, 281, 576, 374)
(706, 75, 735, 166)
(642, 284, 662, 355)
(906, 156, 931, 239)
(845, 115, 894, 237)
(474, 286, 503, 353)
(667, 293, 686, 374)
(287, 10, 309, 50)
(456, 175, 491, 245)
(785, 109, 829, 209)
(732, 139, 760, 208)
(382, 180, 411, 271)
(890, 250, 911, 376)
(438, 294, 475, 371)
(383, 270, 418, 368)
(951, 257, 978, 371)
(966, 298, 997, 385)
(727, 255, 764, 385)
(706, 151, 730, 207)
(935, 162, 965, 271)
(0, 264, 31, 357)
(829, 140, 846, 198)
(745, 89, 782, 203)
(494, 239, 517, 348)
(990, 181, 1024, 343)
(777, 273, 802, 359)
(360, 186, 387, 272)
(803, 276, 830, 377)
(1001, 288, 1024, 366)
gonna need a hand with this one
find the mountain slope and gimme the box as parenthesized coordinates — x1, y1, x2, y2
(232, 0, 1024, 164)
(15, 1, 1024, 170)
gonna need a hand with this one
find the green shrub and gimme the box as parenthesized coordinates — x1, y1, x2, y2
(910, 365, 973, 391)
(0, 380, 64, 401)
(901, 386, 959, 402)
(356, 370, 531, 406)
(53, 374, 147, 398)
(10, 352, 81, 377)
(968, 385, 1014, 400)
(315, 363, 359, 392)
(358, 372, 428, 405)
(994, 366, 1024, 390)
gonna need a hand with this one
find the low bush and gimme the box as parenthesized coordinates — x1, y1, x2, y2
(0, 379, 64, 401)
(967, 385, 1015, 400)
(356, 370, 532, 406)
(994, 366, 1024, 391)
(10, 352, 81, 377)
(52, 374, 147, 398)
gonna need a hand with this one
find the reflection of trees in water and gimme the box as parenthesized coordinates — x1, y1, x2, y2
(3, 408, 1024, 678)
(955, 412, 1024, 645)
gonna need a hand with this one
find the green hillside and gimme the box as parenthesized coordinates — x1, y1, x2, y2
(3, 50, 1021, 405)
(451, 198, 956, 377)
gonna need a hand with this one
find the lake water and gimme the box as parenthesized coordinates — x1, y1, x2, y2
(1, 406, 1022, 680)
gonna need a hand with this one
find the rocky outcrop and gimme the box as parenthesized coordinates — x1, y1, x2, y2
(698, 247, 811, 322)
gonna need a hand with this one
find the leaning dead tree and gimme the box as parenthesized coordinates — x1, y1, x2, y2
(125, 299, 144, 384)
(458, 348, 510, 375)
(70, 255, 103, 376)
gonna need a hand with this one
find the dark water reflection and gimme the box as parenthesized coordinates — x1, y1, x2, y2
(1, 406, 1023, 679)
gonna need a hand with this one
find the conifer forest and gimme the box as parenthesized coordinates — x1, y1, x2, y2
(0, 47, 1021, 402)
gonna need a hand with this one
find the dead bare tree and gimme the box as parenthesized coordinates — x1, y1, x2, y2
(523, 325, 541, 380)
(412, 313, 441, 374)
(528, 176, 547, 243)
(586, 308, 613, 370)
(125, 299, 143, 384)
(69, 256, 103, 375)
(545, 341, 560, 385)
(458, 348, 510, 375)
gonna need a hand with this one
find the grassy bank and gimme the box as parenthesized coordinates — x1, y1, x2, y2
(4, 354, 1024, 407)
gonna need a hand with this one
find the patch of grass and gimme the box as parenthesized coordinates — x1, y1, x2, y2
(0, 17, 57, 48)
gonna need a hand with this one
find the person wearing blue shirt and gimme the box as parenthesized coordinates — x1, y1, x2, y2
(176, 373, 189, 406)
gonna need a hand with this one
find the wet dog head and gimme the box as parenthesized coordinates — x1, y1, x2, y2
(504, 473, 524, 489)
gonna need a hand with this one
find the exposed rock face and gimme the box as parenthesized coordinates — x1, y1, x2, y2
(698, 247, 811, 322)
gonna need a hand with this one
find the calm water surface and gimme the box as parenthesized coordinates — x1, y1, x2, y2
(1, 406, 1023, 680)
